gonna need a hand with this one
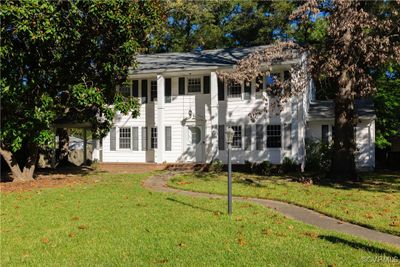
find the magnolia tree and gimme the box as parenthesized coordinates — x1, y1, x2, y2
(0, 1, 165, 181)
(219, 0, 400, 181)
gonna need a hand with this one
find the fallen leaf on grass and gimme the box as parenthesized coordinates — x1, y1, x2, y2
(154, 259, 168, 264)
(288, 225, 294, 230)
(177, 181, 193, 185)
(213, 211, 222, 216)
(389, 221, 400, 227)
(177, 242, 186, 247)
(238, 237, 246, 246)
(235, 217, 243, 221)
(71, 216, 79, 221)
(78, 224, 88, 230)
(364, 213, 374, 219)
(41, 238, 49, 244)
(303, 232, 319, 240)
(262, 228, 272, 236)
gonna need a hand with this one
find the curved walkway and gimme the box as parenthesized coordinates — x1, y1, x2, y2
(143, 172, 400, 248)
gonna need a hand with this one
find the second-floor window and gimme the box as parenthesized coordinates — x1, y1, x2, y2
(228, 81, 241, 98)
(188, 77, 201, 93)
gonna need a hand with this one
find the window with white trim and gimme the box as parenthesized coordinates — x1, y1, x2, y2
(151, 127, 157, 149)
(119, 127, 131, 149)
(228, 81, 241, 98)
(232, 126, 242, 149)
(266, 125, 281, 148)
(188, 77, 201, 93)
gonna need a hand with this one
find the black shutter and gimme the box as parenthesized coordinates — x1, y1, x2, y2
(165, 126, 172, 151)
(141, 80, 148, 103)
(132, 80, 139, 97)
(179, 77, 185, 95)
(110, 128, 116, 151)
(218, 125, 225, 150)
(218, 78, 224, 101)
(141, 127, 147, 151)
(165, 78, 171, 103)
(245, 125, 252, 150)
(132, 127, 139, 151)
(256, 124, 264, 150)
(203, 76, 210, 94)
(284, 123, 292, 149)
(322, 125, 329, 144)
(244, 81, 251, 100)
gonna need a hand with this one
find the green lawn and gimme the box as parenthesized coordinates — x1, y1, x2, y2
(1, 172, 399, 266)
(169, 171, 400, 236)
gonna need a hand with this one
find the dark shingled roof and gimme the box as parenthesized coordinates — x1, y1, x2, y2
(308, 99, 375, 120)
(132, 45, 300, 74)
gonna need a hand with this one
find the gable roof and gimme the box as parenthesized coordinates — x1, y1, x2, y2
(308, 99, 375, 120)
(131, 45, 300, 74)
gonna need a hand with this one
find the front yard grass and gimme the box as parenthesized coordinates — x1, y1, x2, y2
(169, 171, 400, 236)
(1, 171, 399, 266)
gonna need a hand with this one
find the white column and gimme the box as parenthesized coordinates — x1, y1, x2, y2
(209, 72, 219, 162)
(156, 74, 165, 163)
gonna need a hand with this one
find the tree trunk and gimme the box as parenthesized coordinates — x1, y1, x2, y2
(330, 70, 358, 181)
(0, 144, 37, 182)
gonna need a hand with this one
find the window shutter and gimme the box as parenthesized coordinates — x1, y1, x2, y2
(132, 127, 139, 151)
(244, 81, 251, 100)
(141, 80, 148, 103)
(110, 128, 116, 151)
(256, 124, 264, 150)
(165, 78, 172, 103)
(245, 125, 252, 150)
(218, 125, 225, 150)
(165, 126, 172, 151)
(132, 80, 139, 98)
(284, 123, 292, 150)
(141, 127, 147, 151)
(322, 125, 329, 144)
(218, 78, 225, 101)
(179, 77, 185, 95)
(203, 76, 210, 94)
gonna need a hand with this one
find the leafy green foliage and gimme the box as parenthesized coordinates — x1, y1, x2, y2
(373, 64, 400, 149)
(305, 141, 333, 174)
(0, 1, 164, 168)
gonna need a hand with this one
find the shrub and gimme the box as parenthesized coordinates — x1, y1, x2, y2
(244, 160, 255, 173)
(305, 140, 333, 173)
(281, 157, 298, 173)
(254, 160, 272, 176)
(209, 159, 224, 173)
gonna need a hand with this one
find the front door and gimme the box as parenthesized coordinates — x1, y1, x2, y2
(187, 126, 204, 163)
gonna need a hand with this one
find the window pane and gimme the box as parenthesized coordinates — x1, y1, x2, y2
(188, 77, 201, 93)
(266, 125, 281, 148)
(132, 127, 139, 151)
(141, 80, 148, 104)
(142, 127, 147, 151)
(232, 126, 242, 149)
(151, 127, 157, 149)
(228, 81, 241, 98)
(119, 127, 131, 149)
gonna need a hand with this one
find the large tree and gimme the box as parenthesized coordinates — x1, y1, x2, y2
(291, 0, 399, 180)
(0, 0, 165, 181)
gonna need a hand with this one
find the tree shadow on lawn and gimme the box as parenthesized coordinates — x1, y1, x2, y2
(319, 235, 400, 258)
(166, 197, 220, 214)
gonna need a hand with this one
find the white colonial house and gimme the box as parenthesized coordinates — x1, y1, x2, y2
(94, 45, 375, 169)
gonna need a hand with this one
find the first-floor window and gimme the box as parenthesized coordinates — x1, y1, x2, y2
(188, 77, 201, 93)
(266, 125, 281, 148)
(151, 127, 157, 149)
(232, 126, 242, 149)
(119, 127, 131, 149)
(142, 127, 147, 151)
(228, 81, 241, 98)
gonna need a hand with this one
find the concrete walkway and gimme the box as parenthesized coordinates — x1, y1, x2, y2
(142, 172, 400, 248)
